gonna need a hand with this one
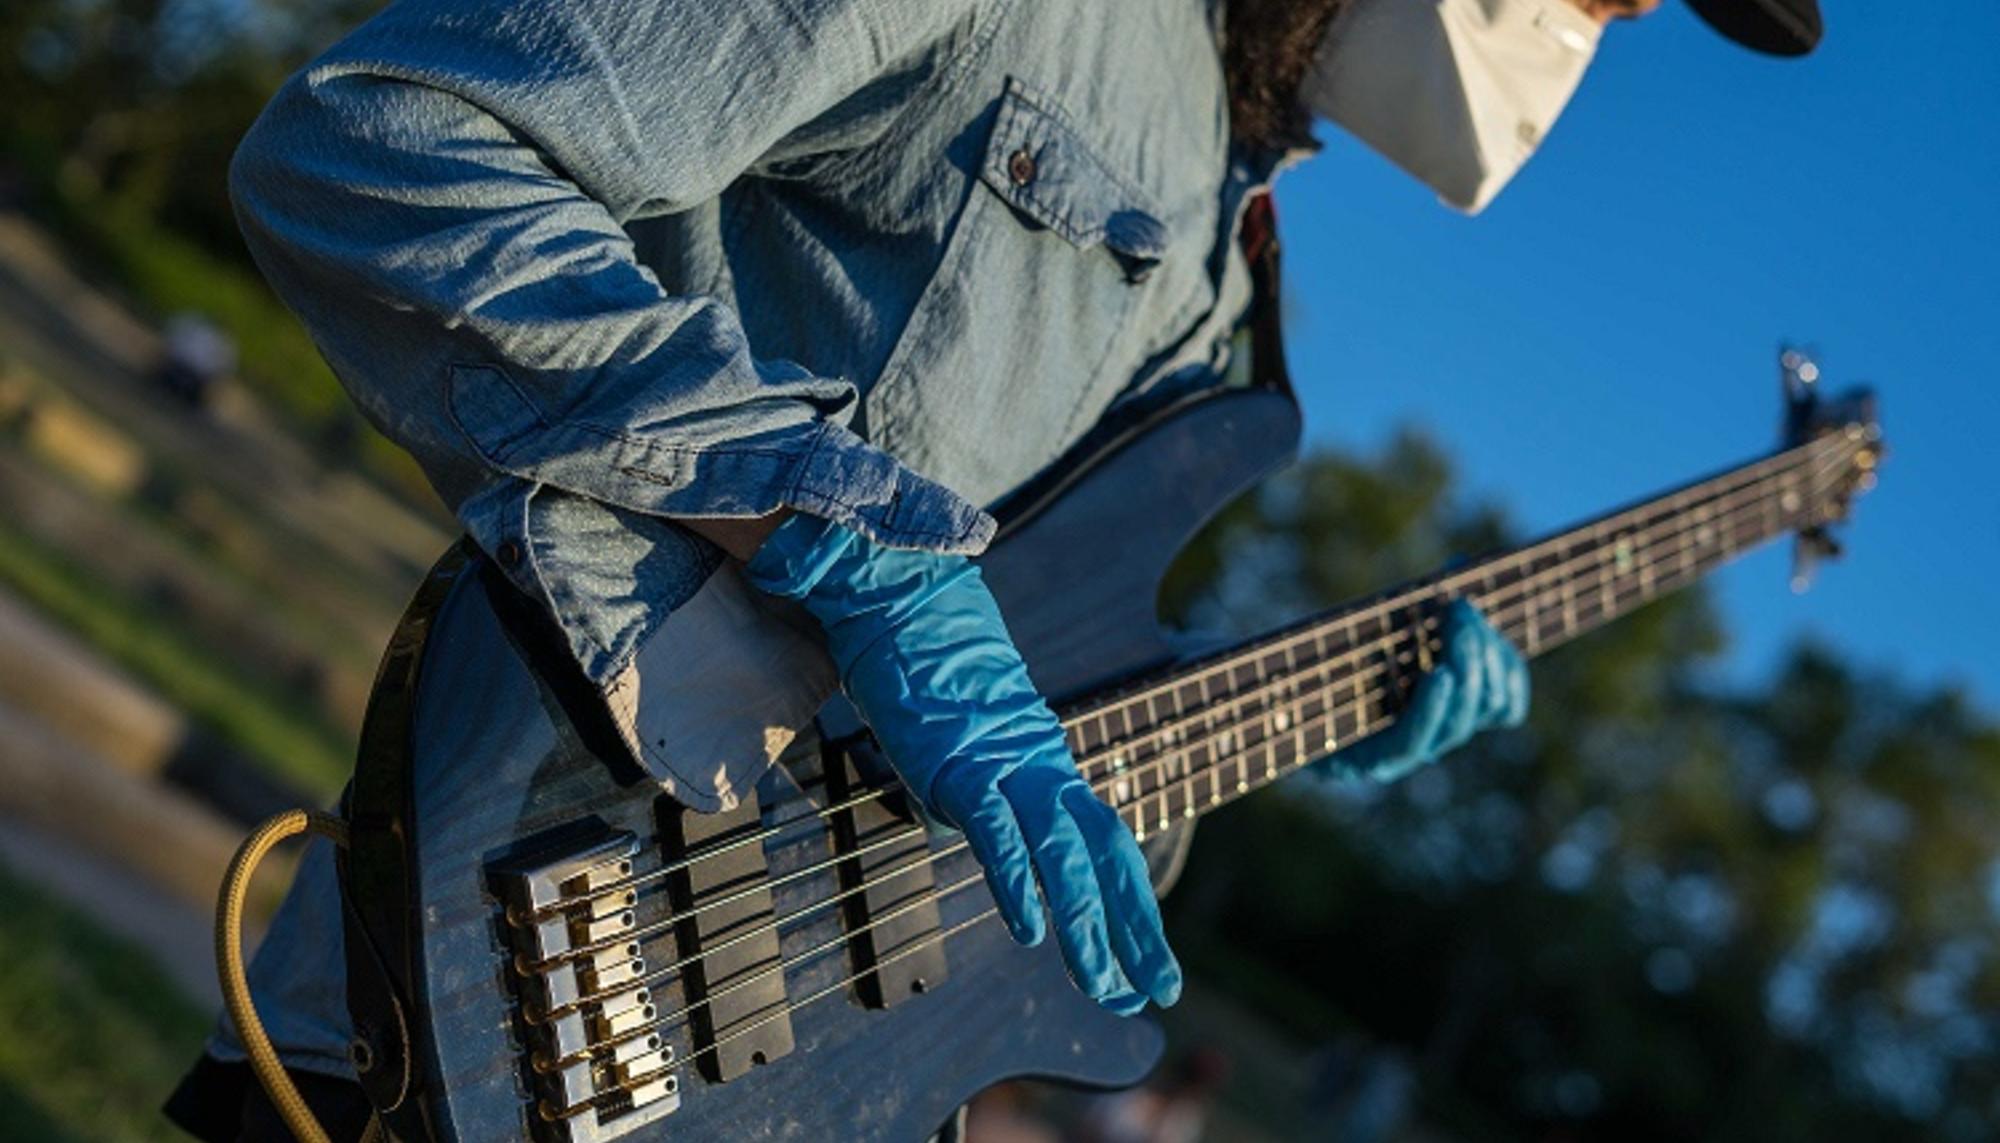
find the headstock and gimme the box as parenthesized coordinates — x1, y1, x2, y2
(1779, 348, 1884, 592)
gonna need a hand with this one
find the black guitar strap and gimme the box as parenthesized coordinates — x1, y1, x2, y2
(339, 539, 477, 1143)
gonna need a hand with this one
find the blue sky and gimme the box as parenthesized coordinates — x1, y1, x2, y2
(1274, 4, 1999, 711)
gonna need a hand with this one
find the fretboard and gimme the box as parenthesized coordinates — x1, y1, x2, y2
(1061, 429, 1865, 842)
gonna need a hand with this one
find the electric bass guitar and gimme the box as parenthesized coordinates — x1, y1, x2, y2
(334, 342, 1881, 1141)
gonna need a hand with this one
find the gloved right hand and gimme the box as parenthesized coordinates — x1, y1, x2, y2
(744, 513, 1181, 1015)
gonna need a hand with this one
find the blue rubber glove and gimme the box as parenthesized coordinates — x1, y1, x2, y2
(745, 513, 1181, 1015)
(1323, 598, 1529, 784)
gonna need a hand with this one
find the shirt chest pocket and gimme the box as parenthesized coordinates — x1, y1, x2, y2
(865, 77, 1174, 507)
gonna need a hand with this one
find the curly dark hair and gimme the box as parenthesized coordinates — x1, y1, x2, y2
(1222, 0, 1351, 152)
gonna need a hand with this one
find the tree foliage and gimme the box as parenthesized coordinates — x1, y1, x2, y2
(1163, 433, 2000, 1140)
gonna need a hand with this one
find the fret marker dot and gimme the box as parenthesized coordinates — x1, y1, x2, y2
(1111, 753, 1126, 771)
(1237, 779, 1249, 793)
(1183, 804, 1196, 819)
(1324, 735, 1338, 752)
(1781, 490, 1801, 512)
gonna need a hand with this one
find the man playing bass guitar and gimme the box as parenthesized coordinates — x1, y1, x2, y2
(168, 0, 1824, 1137)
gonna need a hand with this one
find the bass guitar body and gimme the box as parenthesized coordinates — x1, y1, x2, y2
(360, 386, 1305, 1142)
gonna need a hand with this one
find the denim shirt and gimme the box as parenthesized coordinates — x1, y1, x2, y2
(229, 0, 1289, 707)
(211, 0, 1305, 1080)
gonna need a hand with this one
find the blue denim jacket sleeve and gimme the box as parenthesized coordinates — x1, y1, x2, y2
(227, 0, 997, 683)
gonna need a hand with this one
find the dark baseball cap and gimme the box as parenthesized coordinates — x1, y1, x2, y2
(1686, 0, 1823, 56)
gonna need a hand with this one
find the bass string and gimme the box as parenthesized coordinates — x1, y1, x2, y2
(532, 437, 1847, 966)
(576, 443, 1856, 1091)
(1058, 438, 1838, 797)
(550, 498, 1829, 1080)
(537, 434, 1839, 929)
(566, 786, 898, 912)
(1117, 446, 1840, 825)
(533, 445, 1845, 1037)
(539, 801, 968, 963)
(533, 458, 1791, 974)
(1072, 437, 1850, 804)
(1053, 434, 1838, 735)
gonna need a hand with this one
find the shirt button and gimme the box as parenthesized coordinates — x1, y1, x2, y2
(496, 538, 523, 567)
(1007, 147, 1037, 187)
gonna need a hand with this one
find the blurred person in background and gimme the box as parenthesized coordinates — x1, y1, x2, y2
(168, 0, 1821, 1137)
(155, 310, 237, 408)
(1077, 1047, 1232, 1143)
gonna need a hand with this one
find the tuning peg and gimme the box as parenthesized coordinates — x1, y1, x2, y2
(1789, 526, 1843, 594)
(1781, 347, 1820, 392)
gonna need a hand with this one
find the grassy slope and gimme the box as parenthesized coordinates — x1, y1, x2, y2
(0, 865, 208, 1142)
(0, 515, 350, 798)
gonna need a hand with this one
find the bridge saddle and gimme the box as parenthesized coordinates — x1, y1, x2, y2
(491, 829, 681, 1142)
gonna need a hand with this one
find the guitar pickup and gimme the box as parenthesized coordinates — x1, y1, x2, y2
(656, 788, 795, 1084)
(826, 736, 948, 1008)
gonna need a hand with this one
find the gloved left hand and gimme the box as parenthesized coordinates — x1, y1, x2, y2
(744, 513, 1180, 1016)
(1320, 598, 1530, 784)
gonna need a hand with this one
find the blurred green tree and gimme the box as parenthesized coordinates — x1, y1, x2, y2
(1161, 432, 1998, 1141)
(0, 1, 435, 498)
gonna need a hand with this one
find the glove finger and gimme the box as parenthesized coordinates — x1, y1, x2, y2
(1098, 987, 1151, 1017)
(1500, 637, 1531, 728)
(1008, 773, 1123, 1004)
(1476, 623, 1515, 727)
(1432, 610, 1487, 755)
(1342, 660, 1444, 781)
(1370, 667, 1456, 784)
(1071, 792, 1182, 1007)
(947, 782, 1045, 947)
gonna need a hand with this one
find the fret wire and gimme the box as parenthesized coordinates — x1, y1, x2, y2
(1150, 685, 1174, 812)
(1311, 625, 1338, 757)
(1639, 517, 1658, 601)
(1524, 544, 1544, 653)
(1283, 641, 1304, 786)
(1097, 441, 1851, 809)
(1676, 479, 1698, 583)
(1594, 521, 1614, 621)
(1351, 613, 1374, 742)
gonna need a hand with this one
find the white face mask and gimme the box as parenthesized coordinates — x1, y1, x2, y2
(1300, 0, 1602, 214)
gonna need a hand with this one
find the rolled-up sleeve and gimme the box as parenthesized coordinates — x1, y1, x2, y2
(228, 0, 994, 682)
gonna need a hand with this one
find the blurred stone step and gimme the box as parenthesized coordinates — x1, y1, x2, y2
(0, 587, 321, 824)
(0, 697, 290, 919)
(0, 581, 183, 777)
